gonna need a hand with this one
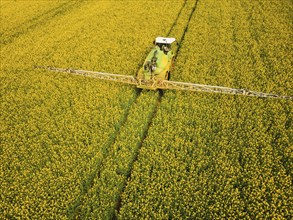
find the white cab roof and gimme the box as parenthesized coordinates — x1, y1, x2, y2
(155, 37, 176, 44)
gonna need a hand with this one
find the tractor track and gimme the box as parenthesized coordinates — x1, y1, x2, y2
(166, 0, 187, 37)
(174, 0, 200, 60)
(113, 89, 164, 218)
(1, 0, 85, 46)
(68, 0, 200, 217)
(67, 88, 142, 219)
(114, 0, 200, 218)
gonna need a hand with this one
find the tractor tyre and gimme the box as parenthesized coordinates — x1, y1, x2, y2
(165, 71, 168, 80)
(166, 71, 171, 80)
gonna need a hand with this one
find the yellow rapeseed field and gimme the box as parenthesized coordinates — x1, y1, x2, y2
(1, 0, 292, 219)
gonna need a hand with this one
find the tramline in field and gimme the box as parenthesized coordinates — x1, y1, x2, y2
(36, 37, 292, 100)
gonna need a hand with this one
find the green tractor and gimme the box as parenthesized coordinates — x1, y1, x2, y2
(137, 37, 176, 89)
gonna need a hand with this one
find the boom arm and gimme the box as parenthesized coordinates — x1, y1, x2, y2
(35, 66, 138, 85)
(157, 80, 292, 100)
(35, 66, 292, 100)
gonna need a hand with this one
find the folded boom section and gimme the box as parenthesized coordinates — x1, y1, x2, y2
(36, 66, 292, 100)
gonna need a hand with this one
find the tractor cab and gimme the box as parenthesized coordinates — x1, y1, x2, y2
(154, 37, 176, 55)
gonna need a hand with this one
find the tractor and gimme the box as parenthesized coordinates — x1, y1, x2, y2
(137, 37, 176, 88)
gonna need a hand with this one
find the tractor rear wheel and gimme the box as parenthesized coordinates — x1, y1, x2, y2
(166, 71, 170, 80)
(165, 71, 168, 80)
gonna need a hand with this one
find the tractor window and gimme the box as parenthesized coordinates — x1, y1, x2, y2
(156, 43, 163, 49)
(155, 42, 171, 54)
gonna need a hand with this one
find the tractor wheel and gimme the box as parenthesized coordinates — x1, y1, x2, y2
(166, 71, 171, 80)
(171, 57, 176, 71)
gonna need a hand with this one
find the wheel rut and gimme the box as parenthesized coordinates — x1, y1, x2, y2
(68, 0, 200, 218)
(114, 0, 200, 218)
(1, 1, 86, 46)
(114, 89, 164, 219)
